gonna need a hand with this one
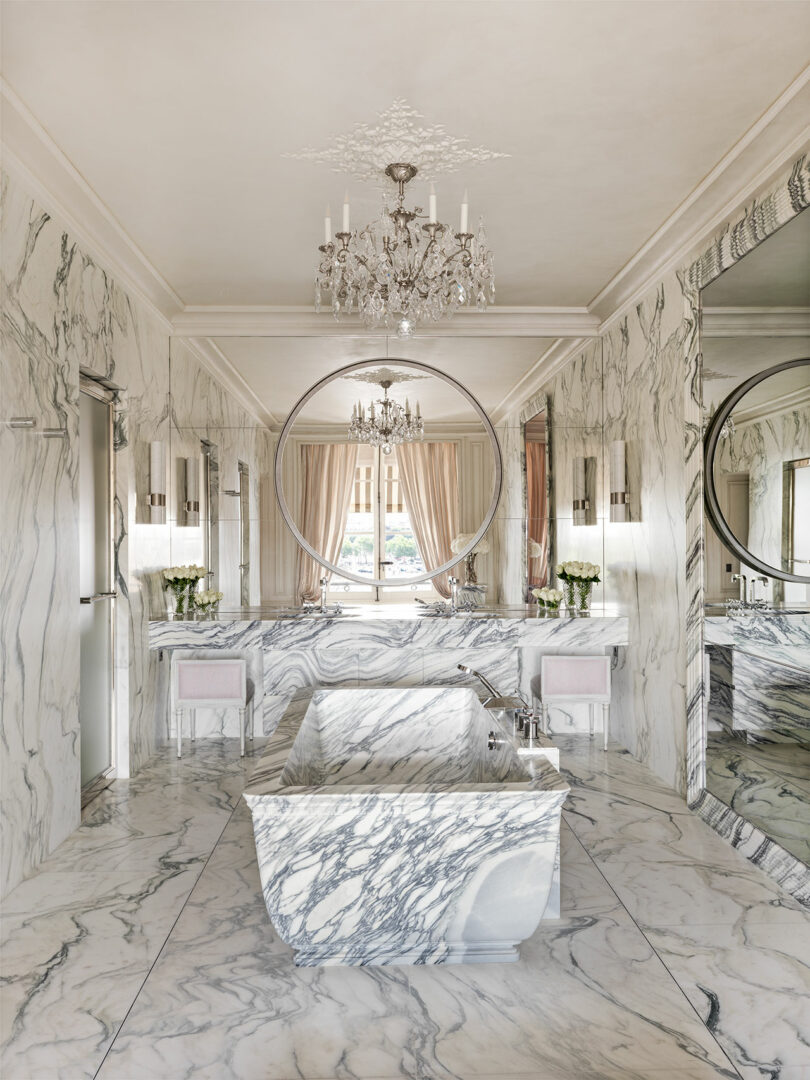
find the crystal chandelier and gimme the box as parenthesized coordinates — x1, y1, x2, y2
(348, 378, 424, 455)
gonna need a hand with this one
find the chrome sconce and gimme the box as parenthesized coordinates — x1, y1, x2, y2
(184, 455, 200, 526)
(609, 440, 630, 522)
(149, 440, 166, 524)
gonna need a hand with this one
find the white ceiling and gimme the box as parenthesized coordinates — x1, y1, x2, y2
(208, 336, 557, 423)
(3, 0, 810, 310)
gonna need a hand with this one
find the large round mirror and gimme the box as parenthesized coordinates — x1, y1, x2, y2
(275, 358, 502, 594)
(704, 357, 810, 582)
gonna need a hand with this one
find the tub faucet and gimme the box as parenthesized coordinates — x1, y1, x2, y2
(457, 663, 500, 698)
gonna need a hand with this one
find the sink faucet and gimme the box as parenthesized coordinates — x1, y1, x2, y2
(751, 576, 769, 603)
(448, 576, 460, 615)
(731, 573, 748, 604)
(319, 576, 329, 614)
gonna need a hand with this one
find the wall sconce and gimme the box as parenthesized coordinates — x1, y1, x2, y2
(185, 455, 200, 526)
(573, 456, 589, 526)
(149, 440, 166, 524)
(610, 440, 629, 522)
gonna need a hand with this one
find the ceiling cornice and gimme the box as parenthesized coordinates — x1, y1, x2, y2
(0, 78, 183, 328)
(490, 338, 588, 425)
(702, 307, 810, 337)
(180, 338, 278, 429)
(171, 306, 599, 338)
(732, 384, 810, 426)
(592, 65, 810, 330)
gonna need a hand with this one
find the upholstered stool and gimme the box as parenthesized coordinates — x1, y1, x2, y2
(171, 658, 253, 758)
(530, 654, 611, 751)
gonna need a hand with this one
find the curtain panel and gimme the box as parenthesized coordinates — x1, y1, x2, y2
(396, 442, 459, 599)
(296, 443, 359, 602)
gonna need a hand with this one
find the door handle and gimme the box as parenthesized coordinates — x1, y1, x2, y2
(238, 564, 249, 570)
(80, 591, 117, 604)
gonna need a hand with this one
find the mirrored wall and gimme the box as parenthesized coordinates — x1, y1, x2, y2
(701, 205, 810, 868)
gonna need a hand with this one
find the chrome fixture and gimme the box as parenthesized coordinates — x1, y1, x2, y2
(149, 440, 166, 524)
(609, 440, 629, 523)
(457, 663, 499, 698)
(348, 378, 423, 455)
(319, 576, 329, 614)
(292, 101, 504, 337)
(448, 576, 460, 615)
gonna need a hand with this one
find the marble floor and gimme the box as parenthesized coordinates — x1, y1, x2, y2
(707, 732, 810, 865)
(1, 736, 808, 1080)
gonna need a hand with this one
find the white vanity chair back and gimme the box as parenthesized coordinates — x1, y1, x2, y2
(531, 655, 611, 751)
(171, 658, 253, 759)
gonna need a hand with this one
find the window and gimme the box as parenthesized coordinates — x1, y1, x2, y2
(333, 445, 433, 597)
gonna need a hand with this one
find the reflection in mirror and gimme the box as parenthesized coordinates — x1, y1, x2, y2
(524, 408, 551, 598)
(700, 206, 810, 870)
(276, 360, 499, 601)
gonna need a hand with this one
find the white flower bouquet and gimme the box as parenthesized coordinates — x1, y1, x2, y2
(162, 564, 208, 618)
(555, 560, 600, 613)
(195, 588, 223, 618)
(531, 586, 564, 614)
(450, 533, 490, 585)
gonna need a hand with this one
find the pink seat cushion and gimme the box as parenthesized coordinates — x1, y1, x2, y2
(541, 656, 610, 698)
(176, 661, 244, 703)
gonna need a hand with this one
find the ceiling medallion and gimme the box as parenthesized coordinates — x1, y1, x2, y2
(289, 101, 506, 337)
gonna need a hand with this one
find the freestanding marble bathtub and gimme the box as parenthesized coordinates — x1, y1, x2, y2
(243, 686, 569, 966)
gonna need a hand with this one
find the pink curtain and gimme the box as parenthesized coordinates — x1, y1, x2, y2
(396, 442, 459, 599)
(526, 440, 549, 587)
(296, 443, 358, 602)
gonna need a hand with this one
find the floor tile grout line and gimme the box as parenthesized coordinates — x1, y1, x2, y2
(91, 769, 248, 1079)
(560, 791, 745, 1080)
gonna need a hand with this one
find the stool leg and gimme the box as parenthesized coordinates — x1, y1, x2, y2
(589, 703, 594, 739)
(248, 699, 254, 742)
(190, 708, 196, 743)
(239, 707, 246, 757)
(602, 704, 609, 751)
(176, 709, 183, 758)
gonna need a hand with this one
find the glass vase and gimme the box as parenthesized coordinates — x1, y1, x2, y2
(563, 579, 576, 612)
(168, 584, 187, 619)
(575, 579, 594, 615)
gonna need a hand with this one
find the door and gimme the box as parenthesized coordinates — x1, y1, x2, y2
(705, 471, 749, 602)
(79, 381, 115, 797)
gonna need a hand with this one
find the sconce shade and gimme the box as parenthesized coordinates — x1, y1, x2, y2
(185, 456, 200, 525)
(573, 456, 587, 526)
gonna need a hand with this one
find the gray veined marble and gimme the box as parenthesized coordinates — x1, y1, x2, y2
(244, 687, 568, 966)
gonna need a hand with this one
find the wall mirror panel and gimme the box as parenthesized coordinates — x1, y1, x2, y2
(700, 205, 810, 871)
(524, 406, 552, 598)
(275, 358, 501, 600)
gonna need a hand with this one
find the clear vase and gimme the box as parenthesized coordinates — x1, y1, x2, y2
(575, 579, 593, 615)
(168, 585, 186, 619)
(546, 604, 560, 618)
(563, 579, 576, 612)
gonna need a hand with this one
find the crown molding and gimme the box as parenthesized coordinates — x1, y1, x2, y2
(171, 306, 600, 339)
(1, 79, 183, 329)
(284, 422, 489, 438)
(592, 65, 810, 330)
(490, 338, 588, 424)
(732, 384, 810, 426)
(702, 308, 810, 337)
(180, 338, 277, 430)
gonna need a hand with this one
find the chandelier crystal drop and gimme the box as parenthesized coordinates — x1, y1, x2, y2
(315, 162, 495, 337)
(348, 379, 424, 455)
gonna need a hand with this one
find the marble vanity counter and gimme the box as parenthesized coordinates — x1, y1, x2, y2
(148, 608, 629, 738)
(705, 613, 810, 667)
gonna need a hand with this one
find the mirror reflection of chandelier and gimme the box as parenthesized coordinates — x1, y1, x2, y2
(348, 379, 424, 455)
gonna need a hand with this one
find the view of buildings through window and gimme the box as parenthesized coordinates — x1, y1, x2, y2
(334, 444, 429, 591)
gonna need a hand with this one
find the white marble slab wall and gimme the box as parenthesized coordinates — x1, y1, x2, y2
(0, 166, 273, 897)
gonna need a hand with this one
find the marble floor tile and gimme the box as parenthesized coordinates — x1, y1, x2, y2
(3, 735, 808, 1080)
(644, 921, 810, 1080)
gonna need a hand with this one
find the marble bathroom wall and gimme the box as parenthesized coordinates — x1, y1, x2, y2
(0, 167, 272, 897)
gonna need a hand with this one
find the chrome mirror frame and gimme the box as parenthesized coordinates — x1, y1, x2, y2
(703, 356, 810, 584)
(274, 357, 503, 588)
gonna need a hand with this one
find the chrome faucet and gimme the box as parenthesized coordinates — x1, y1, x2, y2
(457, 663, 500, 698)
(751, 576, 769, 603)
(448, 575, 460, 615)
(731, 573, 748, 604)
(319, 576, 329, 614)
